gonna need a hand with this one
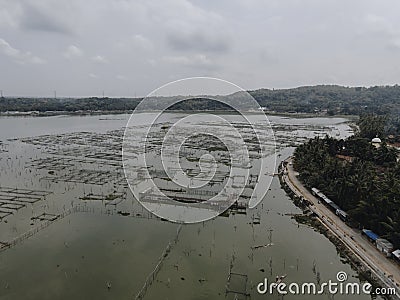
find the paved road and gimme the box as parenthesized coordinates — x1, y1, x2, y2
(283, 157, 400, 298)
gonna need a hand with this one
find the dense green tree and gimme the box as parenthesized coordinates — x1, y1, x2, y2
(294, 136, 400, 247)
(358, 114, 387, 139)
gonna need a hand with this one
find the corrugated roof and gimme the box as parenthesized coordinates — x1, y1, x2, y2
(312, 187, 320, 194)
(376, 238, 393, 248)
(329, 202, 340, 211)
(322, 196, 332, 204)
(362, 229, 379, 241)
(336, 209, 348, 217)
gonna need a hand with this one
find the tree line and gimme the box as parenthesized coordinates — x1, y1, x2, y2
(251, 85, 400, 116)
(2, 85, 400, 134)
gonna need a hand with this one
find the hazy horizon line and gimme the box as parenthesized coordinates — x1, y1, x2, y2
(1, 83, 399, 99)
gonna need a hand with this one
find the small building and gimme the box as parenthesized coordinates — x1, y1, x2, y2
(362, 229, 379, 242)
(328, 201, 340, 212)
(392, 249, 400, 262)
(371, 137, 382, 148)
(336, 209, 348, 222)
(311, 187, 320, 195)
(376, 238, 394, 257)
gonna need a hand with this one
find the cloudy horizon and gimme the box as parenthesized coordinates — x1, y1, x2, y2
(1, 0, 400, 97)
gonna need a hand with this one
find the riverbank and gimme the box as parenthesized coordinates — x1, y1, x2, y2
(0, 109, 360, 120)
(279, 157, 400, 299)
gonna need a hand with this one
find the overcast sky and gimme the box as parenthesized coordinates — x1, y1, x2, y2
(1, 0, 400, 97)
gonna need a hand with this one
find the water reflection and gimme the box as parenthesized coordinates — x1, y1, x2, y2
(0, 113, 373, 300)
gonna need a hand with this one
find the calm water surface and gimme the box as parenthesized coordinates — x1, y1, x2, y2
(0, 114, 378, 300)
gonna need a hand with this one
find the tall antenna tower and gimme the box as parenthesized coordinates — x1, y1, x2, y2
(54, 90, 57, 99)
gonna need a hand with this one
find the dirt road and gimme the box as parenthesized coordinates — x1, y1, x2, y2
(283, 157, 400, 298)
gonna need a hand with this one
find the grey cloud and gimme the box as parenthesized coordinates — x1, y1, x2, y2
(20, 2, 72, 34)
(355, 13, 400, 52)
(91, 55, 108, 64)
(0, 1, 21, 29)
(162, 54, 218, 70)
(0, 38, 45, 64)
(386, 40, 400, 51)
(63, 45, 83, 59)
(132, 34, 153, 51)
(166, 29, 231, 53)
(2, 0, 400, 96)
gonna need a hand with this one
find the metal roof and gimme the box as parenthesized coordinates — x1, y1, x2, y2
(372, 137, 382, 143)
(392, 249, 400, 259)
(336, 209, 348, 217)
(362, 229, 379, 241)
(311, 187, 320, 194)
(376, 238, 393, 248)
(328, 202, 340, 211)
